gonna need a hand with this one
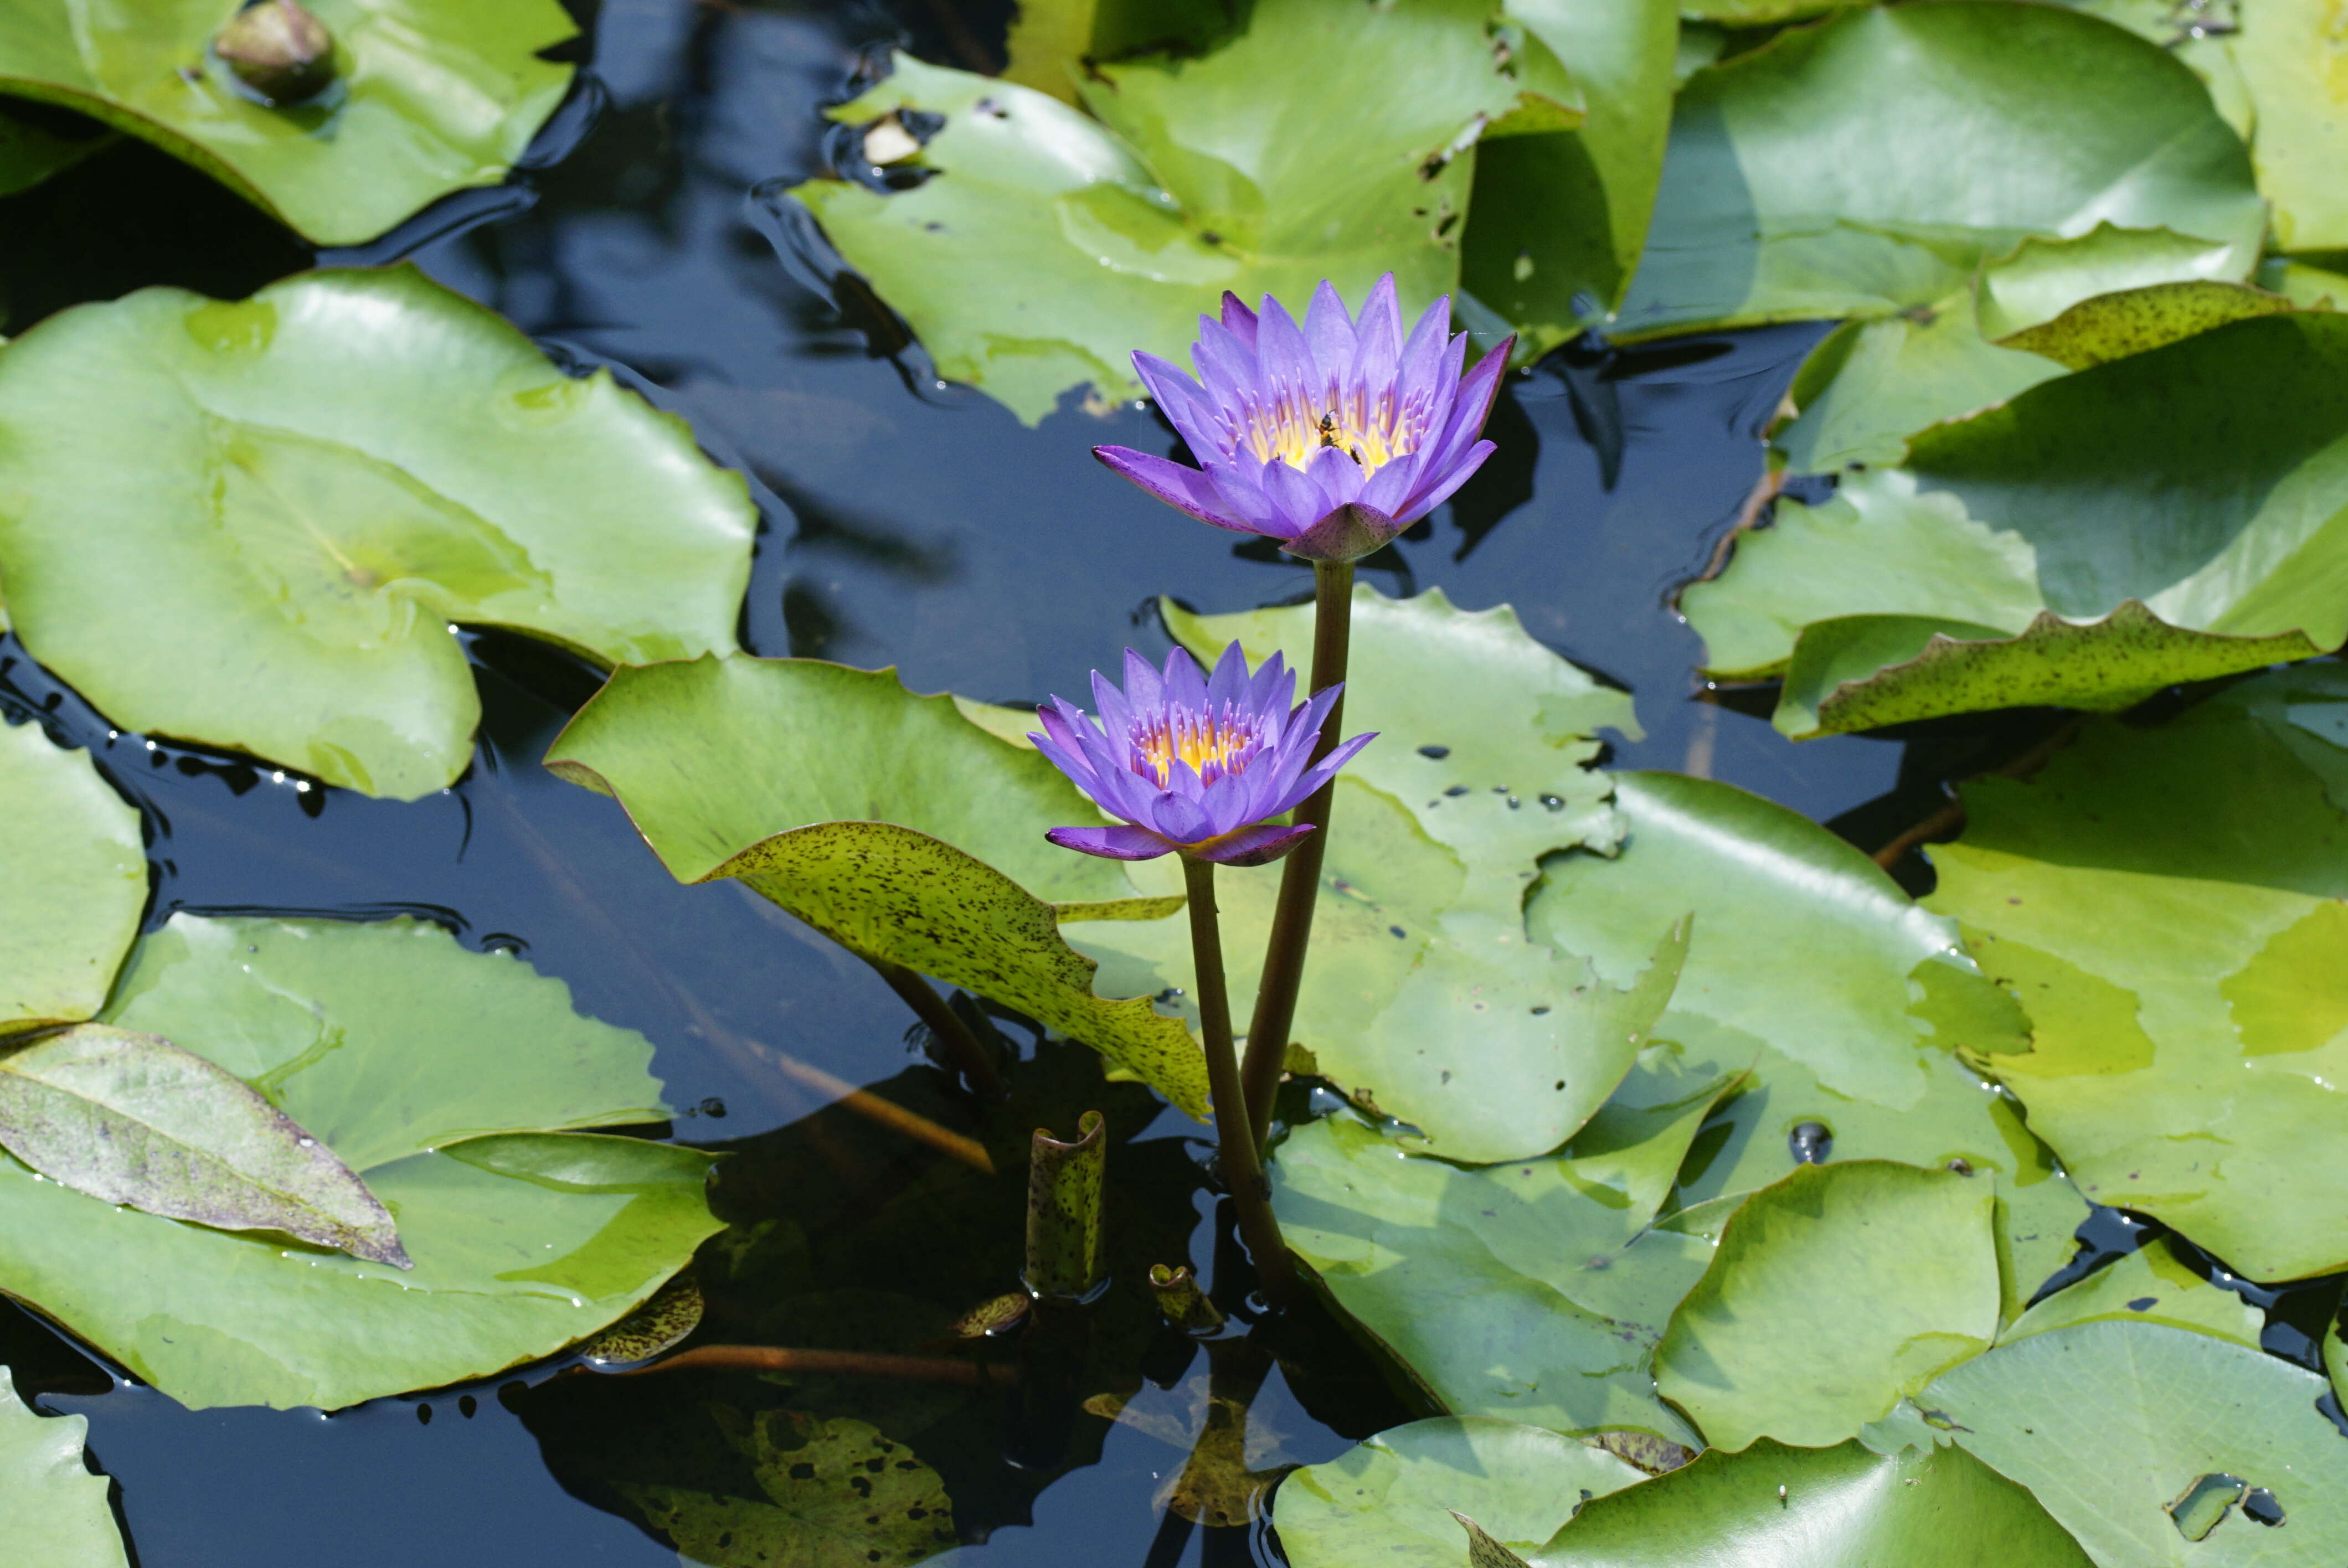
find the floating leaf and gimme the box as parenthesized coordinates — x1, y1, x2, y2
(1071, 587, 1675, 1163)
(0, 1365, 127, 1568)
(1685, 313, 2348, 735)
(1774, 225, 2267, 476)
(1527, 773, 2086, 1319)
(0, 721, 143, 1035)
(1515, 1438, 2094, 1567)
(0, 1024, 406, 1267)
(2001, 1237, 2264, 1350)
(0, 914, 714, 1410)
(1531, 772, 1956, 1110)
(0, 1, 577, 244)
(0, 267, 756, 799)
(2059, 0, 2348, 254)
(1925, 666, 2348, 1281)
(624, 1411, 958, 1568)
(1616, 4, 2264, 342)
(1459, 0, 1680, 356)
(791, 0, 1537, 424)
(1273, 1417, 1646, 1568)
(1653, 1161, 2001, 1451)
(1271, 1049, 1741, 1442)
(1000, 0, 1240, 102)
(545, 652, 1209, 1118)
(1867, 1322, 2348, 1567)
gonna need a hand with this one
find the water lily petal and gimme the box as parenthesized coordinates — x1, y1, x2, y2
(1130, 352, 1229, 457)
(1161, 645, 1210, 719)
(1218, 291, 1259, 353)
(1046, 823, 1175, 860)
(1196, 822, 1315, 866)
(1122, 647, 1165, 717)
(1146, 787, 1214, 844)
(1204, 638, 1250, 715)
(1092, 446, 1253, 534)
(1302, 279, 1358, 384)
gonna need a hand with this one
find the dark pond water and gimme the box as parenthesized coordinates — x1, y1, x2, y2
(10, 2, 2328, 1564)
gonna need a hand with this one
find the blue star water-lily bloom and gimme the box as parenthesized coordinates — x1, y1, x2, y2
(1031, 642, 1374, 866)
(1094, 275, 1512, 562)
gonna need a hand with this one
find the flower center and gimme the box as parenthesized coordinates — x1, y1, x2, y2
(1133, 710, 1257, 787)
(1240, 391, 1414, 476)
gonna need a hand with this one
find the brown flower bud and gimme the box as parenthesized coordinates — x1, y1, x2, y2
(215, 0, 336, 105)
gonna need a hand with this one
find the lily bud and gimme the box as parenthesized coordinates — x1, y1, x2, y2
(215, 0, 336, 105)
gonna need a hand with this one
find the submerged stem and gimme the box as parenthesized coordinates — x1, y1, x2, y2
(1238, 558, 1354, 1147)
(1181, 856, 1296, 1307)
(864, 955, 1006, 1097)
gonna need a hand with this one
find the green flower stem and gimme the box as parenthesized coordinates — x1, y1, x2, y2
(862, 955, 1005, 1097)
(1181, 855, 1296, 1306)
(1239, 557, 1355, 1147)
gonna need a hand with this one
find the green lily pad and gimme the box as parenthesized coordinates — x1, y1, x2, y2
(1615, 4, 2264, 342)
(1653, 1160, 2001, 1452)
(1459, 0, 1680, 357)
(2059, 0, 2348, 255)
(1071, 587, 1678, 1163)
(544, 652, 1210, 1118)
(1530, 772, 1957, 1110)
(0, 1, 576, 245)
(1272, 1416, 1647, 1568)
(1271, 1048, 1741, 1443)
(1491, 1438, 2094, 1568)
(1685, 312, 2348, 736)
(1525, 772, 2086, 1319)
(1925, 665, 2348, 1281)
(0, 721, 143, 1036)
(624, 1411, 959, 1568)
(1000, 0, 1240, 102)
(0, 267, 756, 800)
(792, 0, 1539, 424)
(2000, 1237, 2264, 1350)
(0, 912, 716, 1411)
(0, 1365, 126, 1567)
(1867, 1322, 2348, 1567)
(1773, 225, 2268, 476)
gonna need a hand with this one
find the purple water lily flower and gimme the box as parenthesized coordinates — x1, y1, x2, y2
(1031, 642, 1374, 866)
(1094, 275, 1512, 563)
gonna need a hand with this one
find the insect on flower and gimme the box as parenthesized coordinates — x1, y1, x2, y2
(1093, 274, 1512, 563)
(1031, 641, 1374, 865)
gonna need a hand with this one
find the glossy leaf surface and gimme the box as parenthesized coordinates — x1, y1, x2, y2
(1616, 4, 2263, 342)
(1927, 666, 2348, 1281)
(0, 915, 713, 1410)
(1513, 1438, 2094, 1567)
(0, 268, 756, 798)
(1686, 314, 2348, 735)
(0, 721, 143, 1035)
(1868, 1322, 2348, 1567)
(1272, 1050, 1740, 1442)
(1460, 0, 1679, 356)
(2000, 1237, 2264, 1350)
(1654, 1161, 2001, 1451)
(0, 0, 576, 244)
(1273, 1417, 1645, 1568)
(0, 1365, 127, 1567)
(0, 1024, 406, 1267)
(794, 0, 1533, 424)
(1075, 587, 1675, 1162)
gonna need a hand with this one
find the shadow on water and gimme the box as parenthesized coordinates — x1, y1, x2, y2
(4, 1, 2308, 1564)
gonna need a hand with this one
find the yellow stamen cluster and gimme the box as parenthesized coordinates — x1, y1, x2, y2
(1242, 389, 1412, 474)
(1135, 713, 1253, 786)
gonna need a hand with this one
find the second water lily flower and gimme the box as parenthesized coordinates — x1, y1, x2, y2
(1094, 275, 1511, 562)
(1031, 642, 1373, 865)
